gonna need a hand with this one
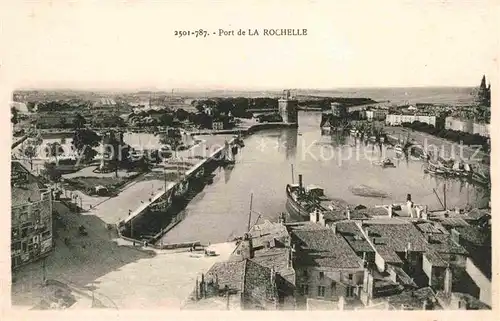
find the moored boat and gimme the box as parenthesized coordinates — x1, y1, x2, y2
(286, 174, 329, 221)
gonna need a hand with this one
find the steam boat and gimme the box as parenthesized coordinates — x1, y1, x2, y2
(285, 174, 329, 221)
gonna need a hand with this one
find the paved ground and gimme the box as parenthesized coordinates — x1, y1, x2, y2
(11, 202, 236, 310)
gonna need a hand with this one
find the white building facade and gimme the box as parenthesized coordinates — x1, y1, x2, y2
(385, 114, 436, 127)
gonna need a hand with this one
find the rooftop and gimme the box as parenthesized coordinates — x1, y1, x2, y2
(335, 221, 374, 253)
(362, 221, 428, 252)
(11, 161, 45, 207)
(454, 226, 491, 247)
(383, 287, 438, 310)
(292, 228, 363, 269)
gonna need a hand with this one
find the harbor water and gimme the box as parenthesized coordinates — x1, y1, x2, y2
(161, 112, 489, 244)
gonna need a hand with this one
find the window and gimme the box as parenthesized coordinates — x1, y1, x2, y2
(317, 286, 326, 297)
(301, 284, 309, 295)
(348, 274, 353, 281)
(346, 286, 355, 298)
(303, 269, 308, 277)
(319, 271, 324, 279)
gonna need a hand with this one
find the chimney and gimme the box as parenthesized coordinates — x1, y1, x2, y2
(270, 267, 276, 289)
(407, 194, 412, 202)
(201, 273, 206, 298)
(444, 265, 452, 296)
(346, 206, 351, 220)
(195, 277, 199, 300)
(422, 205, 429, 220)
(225, 285, 230, 310)
(331, 223, 337, 234)
(338, 295, 345, 310)
(388, 204, 393, 217)
(298, 174, 303, 192)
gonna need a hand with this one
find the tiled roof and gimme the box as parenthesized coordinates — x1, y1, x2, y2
(464, 208, 490, 220)
(249, 220, 289, 248)
(250, 247, 295, 285)
(455, 226, 490, 246)
(415, 222, 448, 234)
(431, 217, 469, 228)
(362, 222, 428, 252)
(335, 221, 374, 253)
(243, 259, 277, 305)
(427, 234, 468, 256)
(377, 249, 403, 264)
(205, 258, 281, 306)
(292, 228, 363, 269)
(206, 260, 246, 292)
(384, 287, 437, 310)
(424, 251, 447, 267)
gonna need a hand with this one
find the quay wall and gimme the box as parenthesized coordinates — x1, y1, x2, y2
(117, 121, 296, 244)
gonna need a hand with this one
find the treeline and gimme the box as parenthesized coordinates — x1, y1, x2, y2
(36, 101, 90, 112)
(402, 121, 489, 148)
(299, 97, 377, 110)
(193, 98, 276, 118)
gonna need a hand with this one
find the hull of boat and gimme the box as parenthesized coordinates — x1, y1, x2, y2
(285, 185, 309, 221)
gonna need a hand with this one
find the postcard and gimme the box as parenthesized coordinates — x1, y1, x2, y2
(1, 0, 497, 318)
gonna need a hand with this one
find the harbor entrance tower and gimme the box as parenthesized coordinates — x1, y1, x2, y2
(278, 90, 298, 125)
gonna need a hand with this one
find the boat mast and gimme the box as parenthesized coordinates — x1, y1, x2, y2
(443, 182, 447, 210)
(247, 193, 253, 232)
(433, 188, 445, 210)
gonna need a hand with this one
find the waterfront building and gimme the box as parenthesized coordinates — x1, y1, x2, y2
(445, 117, 474, 133)
(366, 109, 387, 121)
(385, 113, 436, 127)
(11, 161, 53, 270)
(472, 122, 490, 137)
(278, 90, 298, 124)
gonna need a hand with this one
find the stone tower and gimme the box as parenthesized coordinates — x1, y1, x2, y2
(278, 90, 298, 125)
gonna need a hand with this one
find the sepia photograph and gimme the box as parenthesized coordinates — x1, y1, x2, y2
(2, 0, 496, 314)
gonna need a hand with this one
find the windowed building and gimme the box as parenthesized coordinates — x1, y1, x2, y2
(11, 161, 53, 270)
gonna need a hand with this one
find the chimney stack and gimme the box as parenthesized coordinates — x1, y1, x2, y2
(346, 206, 351, 220)
(332, 223, 337, 234)
(298, 174, 303, 192)
(444, 265, 452, 296)
(407, 194, 412, 202)
(388, 204, 393, 218)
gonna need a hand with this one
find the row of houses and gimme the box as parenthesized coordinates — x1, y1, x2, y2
(444, 117, 490, 137)
(184, 203, 491, 310)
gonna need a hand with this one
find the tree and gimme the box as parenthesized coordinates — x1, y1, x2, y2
(476, 75, 491, 107)
(72, 128, 100, 163)
(47, 142, 65, 162)
(11, 106, 18, 125)
(103, 131, 130, 177)
(159, 113, 174, 127)
(41, 162, 62, 183)
(22, 145, 37, 170)
(175, 108, 189, 122)
(73, 113, 86, 130)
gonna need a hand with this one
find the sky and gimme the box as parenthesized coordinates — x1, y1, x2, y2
(2, 0, 499, 90)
